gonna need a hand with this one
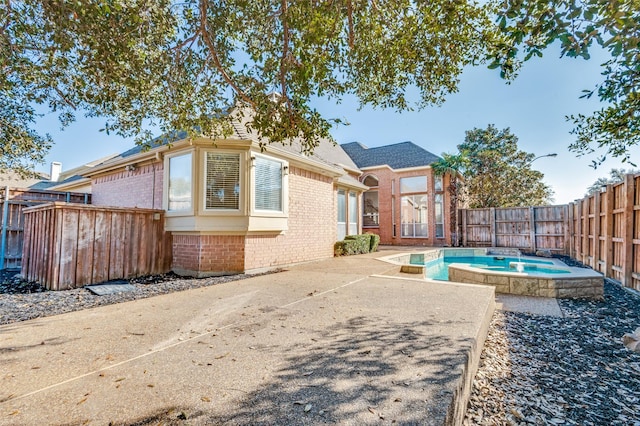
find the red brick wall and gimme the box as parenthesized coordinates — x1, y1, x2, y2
(244, 166, 336, 270)
(361, 167, 451, 246)
(93, 162, 338, 275)
(92, 162, 163, 209)
(171, 234, 246, 277)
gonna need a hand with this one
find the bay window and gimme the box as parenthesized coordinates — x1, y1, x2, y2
(167, 153, 192, 212)
(254, 156, 284, 212)
(205, 152, 240, 210)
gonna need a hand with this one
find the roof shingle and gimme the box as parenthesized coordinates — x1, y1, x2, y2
(340, 141, 441, 169)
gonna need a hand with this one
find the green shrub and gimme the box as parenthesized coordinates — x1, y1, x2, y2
(335, 234, 380, 256)
(345, 234, 371, 254)
(367, 233, 380, 252)
(334, 240, 360, 256)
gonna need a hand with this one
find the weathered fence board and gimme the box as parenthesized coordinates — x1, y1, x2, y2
(460, 205, 568, 254)
(0, 187, 90, 268)
(568, 174, 640, 290)
(22, 203, 171, 290)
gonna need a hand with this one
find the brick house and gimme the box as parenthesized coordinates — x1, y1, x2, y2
(82, 122, 366, 277)
(341, 141, 452, 246)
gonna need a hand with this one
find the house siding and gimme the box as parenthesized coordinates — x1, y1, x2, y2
(361, 167, 451, 246)
(244, 166, 336, 270)
(92, 162, 163, 209)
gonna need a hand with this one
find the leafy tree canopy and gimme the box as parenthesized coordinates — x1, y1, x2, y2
(490, 0, 640, 167)
(448, 124, 554, 208)
(1, 0, 498, 175)
(585, 167, 639, 195)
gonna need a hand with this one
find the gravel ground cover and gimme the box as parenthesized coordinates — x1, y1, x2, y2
(0, 270, 269, 325)
(2, 259, 639, 425)
(465, 279, 640, 425)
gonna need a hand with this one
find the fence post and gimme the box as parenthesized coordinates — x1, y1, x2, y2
(528, 206, 535, 253)
(461, 209, 468, 246)
(623, 174, 635, 288)
(490, 207, 496, 247)
(593, 190, 602, 272)
(582, 198, 589, 264)
(0, 186, 10, 269)
(565, 204, 572, 257)
(605, 184, 614, 278)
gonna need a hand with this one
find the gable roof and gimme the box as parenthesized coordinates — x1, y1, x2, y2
(341, 141, 441, 169)
(84, 110, 361, 180)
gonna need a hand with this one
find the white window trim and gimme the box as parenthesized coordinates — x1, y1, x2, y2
(250, 153, 289, 216)
(164, 150, 195, 217)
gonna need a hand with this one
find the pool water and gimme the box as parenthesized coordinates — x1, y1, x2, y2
(423, 256, 566, 281)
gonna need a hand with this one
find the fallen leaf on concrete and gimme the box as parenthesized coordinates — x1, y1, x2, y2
(77, 397, 87, 405)
(9, 410, 19, 416)
(201, 396, 211, 402)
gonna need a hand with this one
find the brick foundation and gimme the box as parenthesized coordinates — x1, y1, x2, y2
(171, 234, 246, 277)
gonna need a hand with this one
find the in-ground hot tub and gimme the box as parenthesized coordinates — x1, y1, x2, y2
(382, 248, 604, 300)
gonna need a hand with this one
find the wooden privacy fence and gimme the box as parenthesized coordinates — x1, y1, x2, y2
(459, 205, 570, 255)
(459, 173, 640, 291)
(22, 203, 171, 290)
(570, 173, 640, 291)
(0, 187, 90, 269)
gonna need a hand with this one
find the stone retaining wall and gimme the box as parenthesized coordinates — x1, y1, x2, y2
(449, 266, 604, 300)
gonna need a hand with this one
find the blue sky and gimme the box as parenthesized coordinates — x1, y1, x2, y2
(35, 46, 632, 204)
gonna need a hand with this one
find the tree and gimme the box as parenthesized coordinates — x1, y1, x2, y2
(489, 0, 640, 167)
(431, 153, 468, 246)
(456, 124, 554, 208)
(1, 0, 499, 174)
(585, 168, 639, 196)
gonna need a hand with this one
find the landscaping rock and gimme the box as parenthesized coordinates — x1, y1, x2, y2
(622, 327, 640, 353)
(536, 248, 553, 258)
(465, 279, 640, 425)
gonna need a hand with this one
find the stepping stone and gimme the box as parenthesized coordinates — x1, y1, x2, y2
(85, 280, 136, 296)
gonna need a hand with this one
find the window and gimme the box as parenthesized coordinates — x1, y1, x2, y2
(337, 189, 346, 241)
(400, 176, 428, 238)
(168, 153, 192, 211)
(363, 191, 379, 227)
(205, 152, 240, 210)
(254, 156, 283, 212)
(435, 193, 444, 238)
(434, 175, 443, 192)
(400, 176, 427, 193)
(348, 191, 358, 235)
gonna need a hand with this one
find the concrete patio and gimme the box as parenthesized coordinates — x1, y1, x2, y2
(0, 250, 495, 425)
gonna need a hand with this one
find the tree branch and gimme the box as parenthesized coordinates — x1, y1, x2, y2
(279, 0, 294, 125)
(197, 0, 255, 107)
(347, 0, 354, 49)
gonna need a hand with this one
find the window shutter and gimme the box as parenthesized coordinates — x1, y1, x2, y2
(254, 157, 283, 211)
(205, 153, 240, 210)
